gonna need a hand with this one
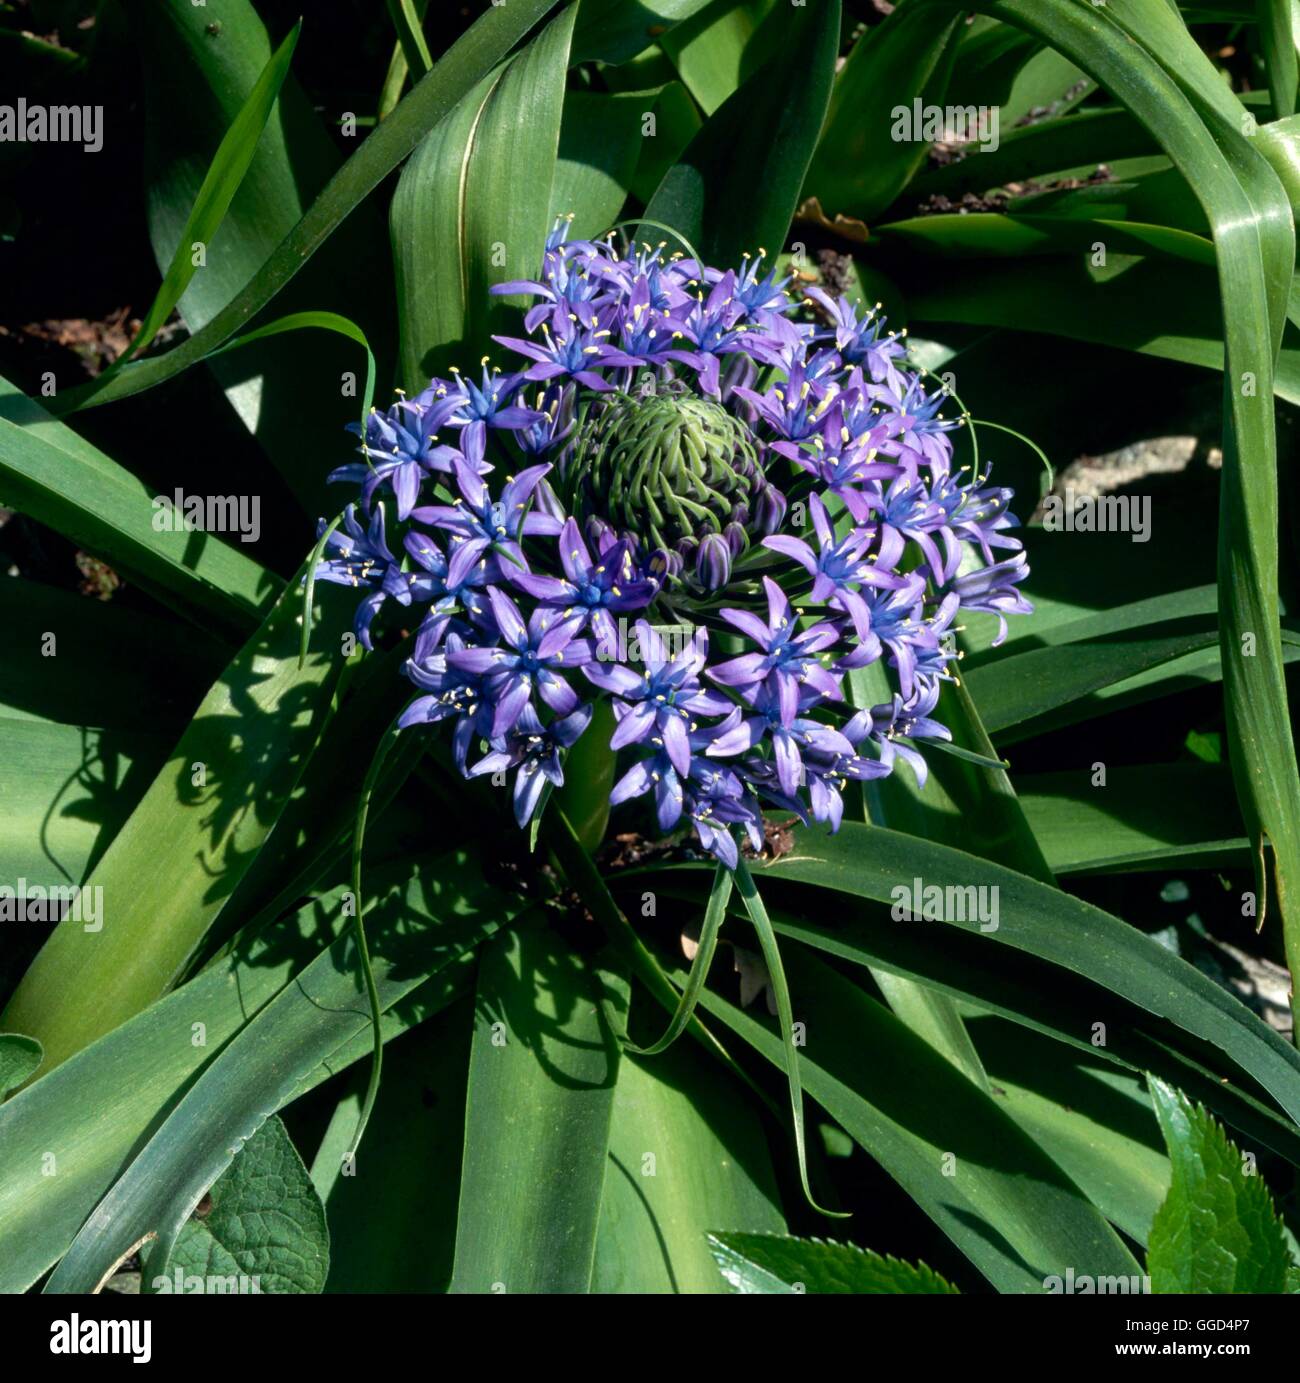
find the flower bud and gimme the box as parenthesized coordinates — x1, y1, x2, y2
(695, 533, 732, 591)
(753, 482, 788, 536)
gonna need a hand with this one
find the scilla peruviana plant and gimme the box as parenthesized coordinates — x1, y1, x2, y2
(308, 218, 1032, 1207)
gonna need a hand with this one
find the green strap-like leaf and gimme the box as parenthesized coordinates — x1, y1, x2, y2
(1258, 0, 1300, 119)
(116, 23, 301, 366)
(642, 0, 840, 265)
(755, 821, 1300, 1127)
(734, 856, 847, 1219)
(49, 0, 563, 416)
(1019, 763, 1249, 875)
(40, 855, 515, 1294)
(309, 999, 470, 1293)
(916, 0, 1300, 1021)
(804, 1, 963, 220)
(0, 376, 276, 638)
(449, 922, 627, 1294)
(391, 5, 575, 388)
(695, 946, 1142, 1291)
(0, 563, 348, 1072)
(0, 1035, 42, 1098)
(593, 1044, 786, 1293)
(0, 861, 504, 1293)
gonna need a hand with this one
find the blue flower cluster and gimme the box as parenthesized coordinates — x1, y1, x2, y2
(314, 219, 1031, 867)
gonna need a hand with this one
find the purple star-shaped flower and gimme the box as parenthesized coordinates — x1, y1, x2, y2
(493, 305, 640, 391)
(331, 401, 462, 519)
(512, 518, 657, 652)
(609, 710, 746, 838)
(412, 450, 561, 587)
(312, 503, 412, 650)
(468, 703, 593, 826)
(585, 621, 733, 774)
(763, 494, 905, 629)
(447, 586, 592, 737)
(422, 362, 545, 459)
(708, 681, 859, 800)
(709, 577, 843, 724)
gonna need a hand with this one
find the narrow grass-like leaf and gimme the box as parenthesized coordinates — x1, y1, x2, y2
(755, 821, 1300, 1126)
(695, 946, 1142, 1290)
(1257, 0, 1299, 119)
(922, 0, 1300, 1011)
(876, 210, 1215, 265)
(344, 713, 405, 1160)
(964, 618, 1223, 735)
(117, 23, 300, 364)
(209, 310, 378, 430)
(734, 856, 846, 1219)
(385, 0, 432, 78)
(633, 874, 1300, 1174)
(625, 861, 731, 1057)
(132, 0, 394, 512)
(0, 862, 506, 1293)
(546, 805, 758, 1091)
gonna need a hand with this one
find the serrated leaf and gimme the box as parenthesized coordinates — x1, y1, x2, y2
(1146, 1077, 1295, 1293)
(707, 1232, 959, 1294)
(150, 1116, 327, 1295)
